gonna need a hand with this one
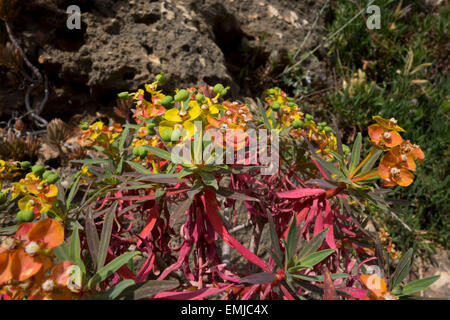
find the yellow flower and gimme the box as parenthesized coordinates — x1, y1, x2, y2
(159, 102, 201, 139)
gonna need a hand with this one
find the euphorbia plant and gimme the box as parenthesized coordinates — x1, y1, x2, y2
(0, 73, 439, 300)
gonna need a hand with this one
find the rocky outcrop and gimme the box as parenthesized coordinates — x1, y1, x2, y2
(3, 0, 328, 118)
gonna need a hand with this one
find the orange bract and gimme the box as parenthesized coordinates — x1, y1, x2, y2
(27, 218, 64, 249)
(368, 124, 403, 148)
(372, 116, 405, 132)
(359, 274, 397, 300)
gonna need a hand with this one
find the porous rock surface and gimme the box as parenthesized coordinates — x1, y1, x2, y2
(6, 0, 328, 117)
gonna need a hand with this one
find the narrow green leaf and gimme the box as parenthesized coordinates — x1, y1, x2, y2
(360, 149, 383, 175)
(87, 252, 139, 289)
(54, 241, 70, 263)
(90, 279, 135, 300)
(349, 133, 362, 173)
(265, 208, 283, 270)
(256, 97, 271, 129)
(286, 214, 298, 264)
(70, 159, 109, 165)
(97, 201, 118, 271)
(66, 174, 81, 211)
(400, 276, 440, 296)
(85, 207, 99, 269)
(117, 280, 179, 300)
(291, 273, 349, 282)
(297, 249, 335, 269)
(125, 160, 152, 174)
(119, 127, 129, 152)
(198, 171, 218, 190)
(390, 248, 413, 290)
(0, 225, 18, 235)
(69, 226, 86, 277)
(297, 228, 329, 259)
(312, 155, 344, 178)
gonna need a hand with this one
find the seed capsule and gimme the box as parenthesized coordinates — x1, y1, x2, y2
(31, 164, 45, 177)
(161, 129, 173, 142)
(213, 84, 224, 94)
(195, 93, 204, 103)
(46, 174, 59, 185)
(171, 129, 181, 141)
(19, 161, 32, 170)
(292, 120, 304, 129)
(160, 95, 173, 107)
(174, 90, 189, 102)
(42, 170, 53, 180)
(155, 74, 166, 84)
(271, 101, 281, 111)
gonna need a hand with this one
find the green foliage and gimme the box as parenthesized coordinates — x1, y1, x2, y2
(326, 1, 450, 251)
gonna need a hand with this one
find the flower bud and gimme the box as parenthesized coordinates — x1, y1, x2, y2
(117, 91, 129, 99)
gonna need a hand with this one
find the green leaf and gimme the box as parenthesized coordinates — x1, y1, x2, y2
(117, 279, 179, 300)
(400, 276, 440, 296)
(349, 132, 362, 174)
(390, 248, 413, 290)
(312, 155, 344, 178)
(294, 249, 335, 269)
(141, 145, 172, 161)
(291, 273, 349, 282)
(70, 159, 109, 165)
(265, 208, 283, 270)
(198, 171, 218, 190)
(360, 149, 383, 175)
(119, 127, 129, 152)
(285, 214, 298, 265)
(297, 228, 329, 259)
(256, 97, 271, 129)
(0, 225, 18, 235)
(97, 201, 118, 271)
(89, 279, 135, 300)
(66, 174, 81, 211)
(87, 251, 139, 289)
(85, 207, 100, 269)
(69, 226, 86, 277)
(54, 241, 70, 263)
(125, 160, 152, 174)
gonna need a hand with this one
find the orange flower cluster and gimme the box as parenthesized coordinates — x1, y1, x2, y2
(265, 88, 338, 157)
(0, 219, 79, 300)
(77, 121, 123, 150)
(359, 274, 398, 300)
(378, 227, 400, 260)
(369, 116, 424, 187)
